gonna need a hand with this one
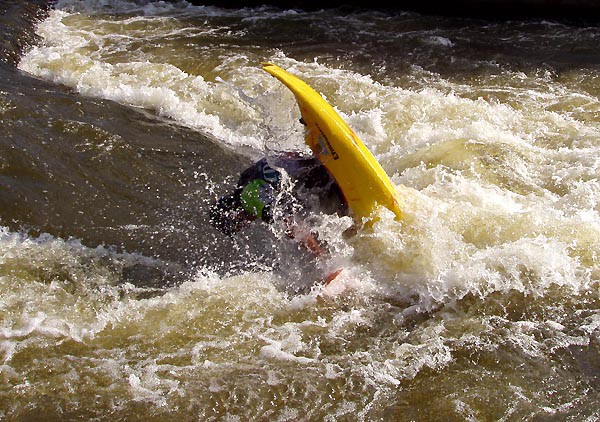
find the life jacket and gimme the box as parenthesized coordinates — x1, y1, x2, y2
(238, 158, 282, 222)
(236, 155, 347, 223)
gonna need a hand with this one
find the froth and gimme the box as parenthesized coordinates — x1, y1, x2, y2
(15, 0, 600, 316)
(18, 10, 272, 151)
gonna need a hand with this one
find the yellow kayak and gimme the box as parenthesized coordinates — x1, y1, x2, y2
(262, 62, 402, 222)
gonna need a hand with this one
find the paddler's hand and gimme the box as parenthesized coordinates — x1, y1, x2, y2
(299, 232, 326, 257)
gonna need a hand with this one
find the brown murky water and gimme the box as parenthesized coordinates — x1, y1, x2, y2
(1, 1, 599, 420)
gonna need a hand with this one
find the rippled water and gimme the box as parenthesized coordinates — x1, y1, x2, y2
(2, 0, 600, 419)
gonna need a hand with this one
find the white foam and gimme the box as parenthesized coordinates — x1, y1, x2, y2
(6, 3, 600, 416)
(17, 10, 600, 306)
(423, 35, 454, 47)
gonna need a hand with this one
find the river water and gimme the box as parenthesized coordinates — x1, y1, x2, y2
(2, 0, 600, 420)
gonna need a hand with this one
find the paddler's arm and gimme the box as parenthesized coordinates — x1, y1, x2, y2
(282, 217, 327, 257)
(283, 217, 345, 290)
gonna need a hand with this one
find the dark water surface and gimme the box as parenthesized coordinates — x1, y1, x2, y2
(1, 1, 273, 284)
(1, 1, 599, 420)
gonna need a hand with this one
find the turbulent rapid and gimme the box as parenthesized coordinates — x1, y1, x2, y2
(1, 0, 599, 419)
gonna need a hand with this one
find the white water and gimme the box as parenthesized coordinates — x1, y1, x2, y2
(7, 0, 600, 419)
